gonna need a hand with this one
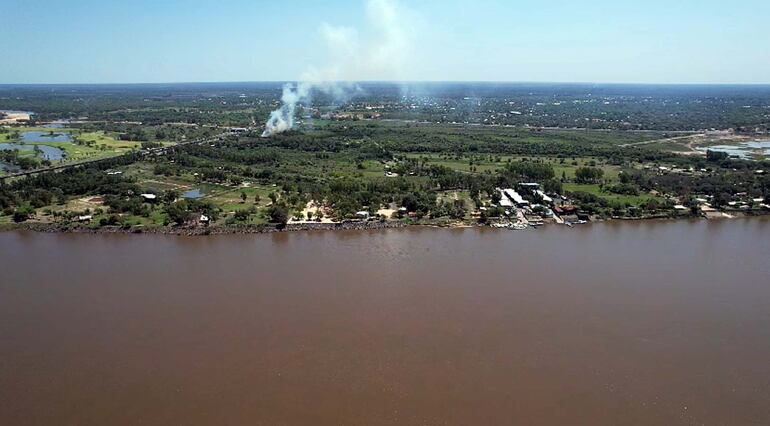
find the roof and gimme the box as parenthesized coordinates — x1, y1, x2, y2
(535, 190, 553, 203)
(503, 189, 527, 205)
(498, 189, 514, 207)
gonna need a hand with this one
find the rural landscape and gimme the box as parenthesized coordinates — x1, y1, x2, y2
(2, 83, 770, 233)
(3, 1, 770, 425)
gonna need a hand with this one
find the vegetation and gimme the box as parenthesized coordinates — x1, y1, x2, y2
(2, 83, 769, 230)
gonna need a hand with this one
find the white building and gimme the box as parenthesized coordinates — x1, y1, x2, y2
(535, 190, 553, 204)
(499, 189, 514, 207)
(503, 189, 528, 206)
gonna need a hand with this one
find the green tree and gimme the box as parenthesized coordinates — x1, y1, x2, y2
(163, 190, 179, 204)
(575, 167, 604, 184)
(267, 203, 289, 226)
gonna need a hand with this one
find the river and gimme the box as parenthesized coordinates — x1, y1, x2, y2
(1, 219, 769, 425)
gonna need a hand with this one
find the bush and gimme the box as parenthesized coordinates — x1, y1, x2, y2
(12, 206, 35, 223)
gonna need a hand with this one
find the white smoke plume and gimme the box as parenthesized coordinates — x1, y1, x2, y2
(262, 0, 413, 137)
(262, 82, 311, 137)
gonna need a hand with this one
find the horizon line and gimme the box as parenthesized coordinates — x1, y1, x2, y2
(2, 80, 770, 87)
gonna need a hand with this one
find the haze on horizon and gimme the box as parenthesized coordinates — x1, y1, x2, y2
(1, 0, 769, 85)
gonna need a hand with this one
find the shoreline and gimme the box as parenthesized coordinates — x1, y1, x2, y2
(2, 211, 768, 236)
(0, 219, 410, 236)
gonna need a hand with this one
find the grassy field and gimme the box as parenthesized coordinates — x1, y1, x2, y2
(406, 153, 624, 180)
(562, 183, 660, 205)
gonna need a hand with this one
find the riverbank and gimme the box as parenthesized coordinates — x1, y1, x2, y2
(2, 210, 767, 235)
(1, 219, 410, 235)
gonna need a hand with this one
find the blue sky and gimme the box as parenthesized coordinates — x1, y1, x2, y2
(1, 0, 768, 84)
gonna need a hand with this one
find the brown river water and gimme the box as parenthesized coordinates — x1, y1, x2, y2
(1, 219, 770, 425)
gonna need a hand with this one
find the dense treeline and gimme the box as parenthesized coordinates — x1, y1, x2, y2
(245, 124, 674, 162)
(0, 154, 140, 211)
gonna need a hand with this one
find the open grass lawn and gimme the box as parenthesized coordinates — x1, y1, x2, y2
(563, 183, 660, 205)
(352, 160, 387, 178)
(406, 153, 624, 181)
(127, 164, 199, 192)
(206, 185, 274, 212)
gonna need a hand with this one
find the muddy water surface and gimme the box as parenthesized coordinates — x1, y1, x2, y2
(1, 219, 770, 425)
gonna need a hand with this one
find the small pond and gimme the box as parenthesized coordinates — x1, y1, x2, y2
(182, 189, 204, 199)
(0, 143, 65, 161)
(21, 131, 72, 143)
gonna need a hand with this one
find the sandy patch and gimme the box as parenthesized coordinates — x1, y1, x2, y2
(289, 201, 336, 224)
(376, 208, 396, 219)
(65, 196, 106, 211)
